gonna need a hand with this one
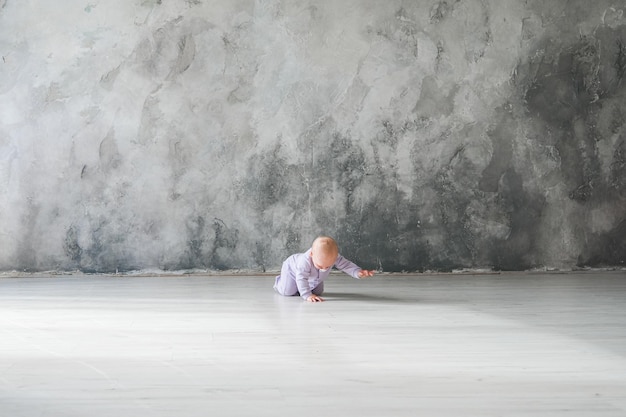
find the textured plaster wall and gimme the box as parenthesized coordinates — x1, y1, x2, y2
(1, 0, 625, 273)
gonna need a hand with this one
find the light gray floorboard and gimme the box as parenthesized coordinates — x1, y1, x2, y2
(1, 272, 625, 416)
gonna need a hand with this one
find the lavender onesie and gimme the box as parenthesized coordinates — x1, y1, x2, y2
(273, 248, 362, 299)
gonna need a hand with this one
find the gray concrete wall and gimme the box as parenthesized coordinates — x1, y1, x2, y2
(1, 0, 625, 273)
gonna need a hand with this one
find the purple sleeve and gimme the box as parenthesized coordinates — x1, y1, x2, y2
(334, 254, 361, 279)
(294, 254, 314, 299)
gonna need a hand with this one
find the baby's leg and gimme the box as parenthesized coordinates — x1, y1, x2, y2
(273, 270, 299, 296)
(312, 282, 324, 295)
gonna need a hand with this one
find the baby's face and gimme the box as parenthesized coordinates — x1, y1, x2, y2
(312, 251, 337, 271)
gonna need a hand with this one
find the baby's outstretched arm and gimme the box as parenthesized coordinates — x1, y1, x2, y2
(358, 269, 375, 278)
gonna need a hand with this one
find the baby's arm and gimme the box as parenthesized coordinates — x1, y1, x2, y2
(294, 258, 315, 300)
(334, 255, 375, 279)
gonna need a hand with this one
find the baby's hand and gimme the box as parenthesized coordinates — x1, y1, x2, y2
(307, 294, 324, 302)
(358, 270, 375, 278)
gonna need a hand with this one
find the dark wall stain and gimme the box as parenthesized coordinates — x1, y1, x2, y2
(253, 241, 267, 272)
(429, 1, 450, 24)
(612, 136, 626, 195)
(479, 105, 516, 192)
(328, 131, 368, 216)
(167, 33, 196, 80)
(311, 125, 431, 272)
(15, 200, 40, 272)
(243, 139, 307, 263)
(63, 225, 82, 266)
(579, 218, 626, 267)
(414, 76, 459, 119)
(64, 218, 128, 274)
(178, 215, 209, 270)
(246, 141, 291, 213)
(489, 169, 546, 270)
(518, 22, 626, 268)
(98, 128, 122, 173)
(100, 65, 121, 91)
(210, 218, 239, 270)
(429, 146, 476, 270)
(283, 227, 302, 257)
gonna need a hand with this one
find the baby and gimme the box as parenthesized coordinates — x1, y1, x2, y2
(273, 236, 375, 302)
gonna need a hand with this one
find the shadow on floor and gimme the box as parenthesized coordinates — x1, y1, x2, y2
(321, 292, 422, 304)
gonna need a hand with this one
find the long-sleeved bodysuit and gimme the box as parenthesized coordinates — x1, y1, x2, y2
(273, 248, 362, 299)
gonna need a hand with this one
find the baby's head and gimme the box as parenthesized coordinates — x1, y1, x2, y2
(310, 236, 339, 271)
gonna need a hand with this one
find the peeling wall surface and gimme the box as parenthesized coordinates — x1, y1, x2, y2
(1, 0, 625, 273)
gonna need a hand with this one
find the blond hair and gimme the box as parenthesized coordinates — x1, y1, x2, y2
(312, 236, 339, 257)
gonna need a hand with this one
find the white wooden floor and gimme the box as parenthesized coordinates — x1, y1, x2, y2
(1, 271, 625, 417)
